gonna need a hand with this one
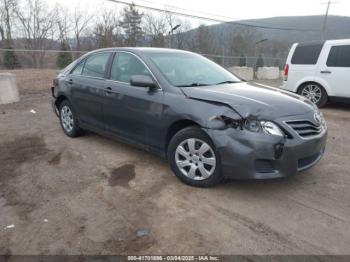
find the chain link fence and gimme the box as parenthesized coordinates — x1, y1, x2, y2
(203, 54, 284, 70)
(0, 49, 285, 80)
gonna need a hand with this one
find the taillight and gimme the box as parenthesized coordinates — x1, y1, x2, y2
(53, 78, 59, 88)
(283, 64, 289, 81)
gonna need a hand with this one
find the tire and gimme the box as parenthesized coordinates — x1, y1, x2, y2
(298, 83, 328, 108)
(167, 126, 222, 187)
(59, 100, 83, 138)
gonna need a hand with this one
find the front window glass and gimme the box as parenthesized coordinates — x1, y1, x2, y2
(327, 45, 350, 67)
(146, 52, 241, 87)
(110, 52, 151, 83)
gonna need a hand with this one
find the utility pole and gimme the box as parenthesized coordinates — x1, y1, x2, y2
(321, 0, 339, 40)
(322, 0, 331, 40)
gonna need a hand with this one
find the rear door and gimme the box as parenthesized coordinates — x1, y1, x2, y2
(68, 52, 112, 130)
(318, 43, 350, 98)
(288, 42, 324, 86)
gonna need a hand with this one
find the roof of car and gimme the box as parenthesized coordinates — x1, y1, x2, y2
(324, 38, 350, 45)
(295, 38, 350, 46)
(90, 47, 194, 55)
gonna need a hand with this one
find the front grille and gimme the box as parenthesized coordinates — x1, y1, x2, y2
(255, 160, 275, 173)
(285, 120, 323, 138)
(298, 153, 320, 169)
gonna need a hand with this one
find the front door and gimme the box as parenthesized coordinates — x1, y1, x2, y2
(319, 44, 350, 98)
(103, 52, 164, 149)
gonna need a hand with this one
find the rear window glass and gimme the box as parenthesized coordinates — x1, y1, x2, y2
(71, 61, 84, 75)
(327, 45, 350, 67)
(82, 53, 111, 78)
(291, 43, 324, 65)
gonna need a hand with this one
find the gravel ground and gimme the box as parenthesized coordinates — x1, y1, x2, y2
(0, 75, 350, 255)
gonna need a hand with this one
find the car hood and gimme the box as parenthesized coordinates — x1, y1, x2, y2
(182, 82, 314, 119)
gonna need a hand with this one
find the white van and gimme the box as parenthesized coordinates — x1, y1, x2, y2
(281, 39, 350, 107)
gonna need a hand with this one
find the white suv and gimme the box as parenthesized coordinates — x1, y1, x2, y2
(281, 39, 350, 107)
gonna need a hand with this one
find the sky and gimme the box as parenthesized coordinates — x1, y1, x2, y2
(48, 0, 350, 23)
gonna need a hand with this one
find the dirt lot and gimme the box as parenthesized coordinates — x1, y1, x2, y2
(1, 70, 350, 255)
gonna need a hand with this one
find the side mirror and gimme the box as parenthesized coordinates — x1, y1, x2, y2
(130, 75, 156, 89)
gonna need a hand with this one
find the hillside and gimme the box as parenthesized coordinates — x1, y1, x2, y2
(233, 15, 350, 43)
(181, 15, 350, 66)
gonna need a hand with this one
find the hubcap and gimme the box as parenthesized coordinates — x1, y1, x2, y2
(175, 138, 216, 180)
(301, 84, 322, 104)
(61, 105, 74, 133)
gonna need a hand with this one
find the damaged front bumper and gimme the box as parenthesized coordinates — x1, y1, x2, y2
(204, 121, 327, 180)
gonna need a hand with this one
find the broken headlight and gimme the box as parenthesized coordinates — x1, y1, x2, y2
(244, 119, 284, 137)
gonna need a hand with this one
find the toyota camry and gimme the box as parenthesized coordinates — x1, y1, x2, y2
(52, 48, 327, 187)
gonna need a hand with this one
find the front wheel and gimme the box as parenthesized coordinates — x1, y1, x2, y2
(167, 127, 222, 187)
(298, 83, 328, 108)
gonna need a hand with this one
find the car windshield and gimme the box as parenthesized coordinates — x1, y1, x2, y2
(146, 52, 241, 87)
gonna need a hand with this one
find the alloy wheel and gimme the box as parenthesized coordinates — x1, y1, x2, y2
(61, 105, 74, 133)
(301, 84, 322, 104)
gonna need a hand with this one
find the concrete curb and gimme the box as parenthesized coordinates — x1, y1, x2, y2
(0, 73, 20, 104)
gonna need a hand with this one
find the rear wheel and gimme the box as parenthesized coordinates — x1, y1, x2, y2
(298, 83, 328, 108)
(168, 127, 222, 187)
(59, 100, 83, 137)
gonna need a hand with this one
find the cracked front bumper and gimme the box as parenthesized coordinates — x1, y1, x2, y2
(205, 127, 327, 180)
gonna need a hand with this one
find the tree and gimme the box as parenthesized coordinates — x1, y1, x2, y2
(143, 13, 166, 47)
(56, 41, 72, 68)
(4, 46, 20, 68)
(93, 9, 120, 48)
(0, 0, 14, 41)
(0, 0, 20, 69)
(56, 5, 70, 39)
(72, 7, 92, 52)
(239, 53, 246, 67)
(15, 0, 57, 67)
(56, 6, 72, 69)
(120, 3, 143, 46)
(196, 24, 210, 53)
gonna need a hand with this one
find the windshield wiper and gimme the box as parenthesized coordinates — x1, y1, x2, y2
(215, 80, 241, 85)
(176, 83, 210, 87)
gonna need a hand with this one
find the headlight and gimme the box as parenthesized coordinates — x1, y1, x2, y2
(261, 121, 284, 137)
(316, 111, 326, 127)
(244, 119, 284, 137)
(244, 119, 261, 133)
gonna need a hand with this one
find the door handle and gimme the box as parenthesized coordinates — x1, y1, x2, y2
(67, 79, 73, 85)
(105, 87, 113, 95)
(320, 70, 332, 74)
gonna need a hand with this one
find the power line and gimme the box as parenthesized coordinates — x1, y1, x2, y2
(106, 0, 318, 32)
(138, 0, 242, 21)
(137, 0, 293, 27)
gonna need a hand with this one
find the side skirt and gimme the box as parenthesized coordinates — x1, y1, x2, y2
(79, 123, 167, 159)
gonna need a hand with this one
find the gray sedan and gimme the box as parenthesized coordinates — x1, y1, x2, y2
(52, 48, 327, 187)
